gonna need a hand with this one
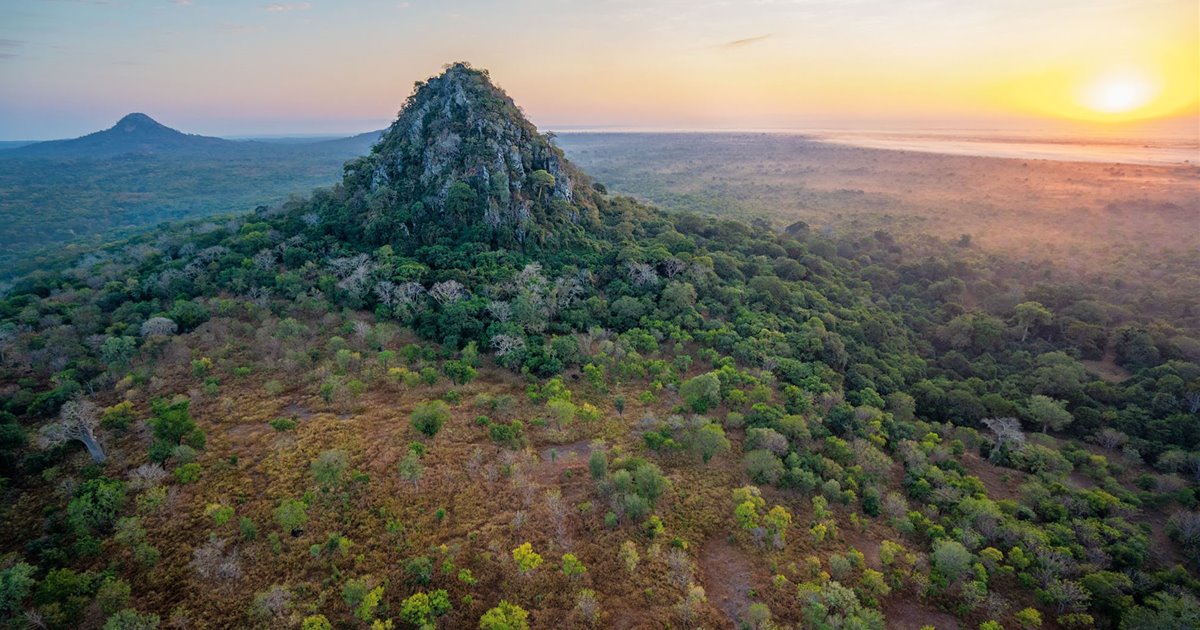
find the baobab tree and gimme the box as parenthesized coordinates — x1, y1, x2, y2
(39, 398, 107, 463)
(982, 417, 1025, 462)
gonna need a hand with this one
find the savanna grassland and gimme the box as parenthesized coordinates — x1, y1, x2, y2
(557, 133, 1200, 319)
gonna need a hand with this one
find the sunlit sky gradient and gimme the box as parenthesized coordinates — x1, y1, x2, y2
(0, 0, 1196, 139)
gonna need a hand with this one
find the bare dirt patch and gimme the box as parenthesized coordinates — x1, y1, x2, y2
(884, 599, 961, 630)
(699, 537, 757, 626)
(961, 452, 1024, 501)
(533, 439, 595, 484)
(280, 402, 313, 419)
(1066, 471, 1097, 490)
(1081, 353, 1131, 383)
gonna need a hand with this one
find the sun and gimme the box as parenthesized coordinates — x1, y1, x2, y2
(1079, 69, 1158, 116)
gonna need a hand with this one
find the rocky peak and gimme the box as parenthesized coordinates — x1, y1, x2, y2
(113, 113, 170, 134)
(342, 62, 594, 248)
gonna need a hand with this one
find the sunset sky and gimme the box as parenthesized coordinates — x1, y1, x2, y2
(0, 0, 1196, 139)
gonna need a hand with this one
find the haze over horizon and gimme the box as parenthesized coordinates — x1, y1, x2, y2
(1, 0, 1197, 140)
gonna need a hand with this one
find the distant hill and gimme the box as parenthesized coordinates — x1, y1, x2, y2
(7, 113, 236, 157)
(0, 120, 386, 277)
(316, 129, 384, 153)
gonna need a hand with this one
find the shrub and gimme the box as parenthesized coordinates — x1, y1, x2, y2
(268, 417, 296, 432)
(173, 463, 201, 484)
(238, 517, 258, 540)
(101, 401, 136, 432)
(102, 608, 160, 630)
(310, 449, 350, 489)
(406, 555, 434, 585)
(411, 400, 450, 437)
(205, 503, 235, 526)
(488, 420, 525, 448)
(619, 541, 640, 572)
(479, 600, 529, 630)
(355, 586, 384, 622)
(400, 589, 452, 626)
(95, 577, 131, 615)
(1014, 607, 1043, 628)
(512, 543, 543, 574)
(301, 616, 333, 630)
(274, 498, 308, 535)
(561, 553, 587, 578)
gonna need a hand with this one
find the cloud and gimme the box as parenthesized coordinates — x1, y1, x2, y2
(0, 39, 26, 49)
(719, 34, 772, 49)
(0, 53, 17, 59)
(263, 2, 311, 11)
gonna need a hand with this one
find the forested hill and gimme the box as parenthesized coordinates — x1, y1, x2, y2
(0, 63, 1196, 629)
(0, 121, 382, 278)
(7, 113, 233, 158)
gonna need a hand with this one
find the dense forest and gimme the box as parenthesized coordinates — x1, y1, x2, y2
(0, 63, 1196, 630)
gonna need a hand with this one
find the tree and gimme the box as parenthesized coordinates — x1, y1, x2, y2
(588, 449, 608, 480)
(530, 169, 556, 201)
(763, 505, 793, 548)
(1119, 592, 1199, 629)
(446, 181, 479, 217)
(632, 462, 668, 502)
(443, 360, 476, 385)
(680, 372, 721, 413)
(982, 417, 1026, 461)
(1113, 326, 1161, 370)
(931, 540, 974, 582)
(692, 422, 731, 463)
(411, 400, 450, 437)
(39, 397, 106, 463)
(0, 562, 35, 614)
(140, 317, 177, 337)
(1027, 395, 1072, 433)
(1014, 301, 1053, 342)
(512, 543, 543, 574)
(100, 335, 138, 370)
(744, 450, 784, 485)
(479, 600, 529, 630)
(68, 477, 126, 534)
(147, 398, 204, 462)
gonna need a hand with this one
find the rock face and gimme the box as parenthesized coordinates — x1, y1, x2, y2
(341, 62, 595, 248)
